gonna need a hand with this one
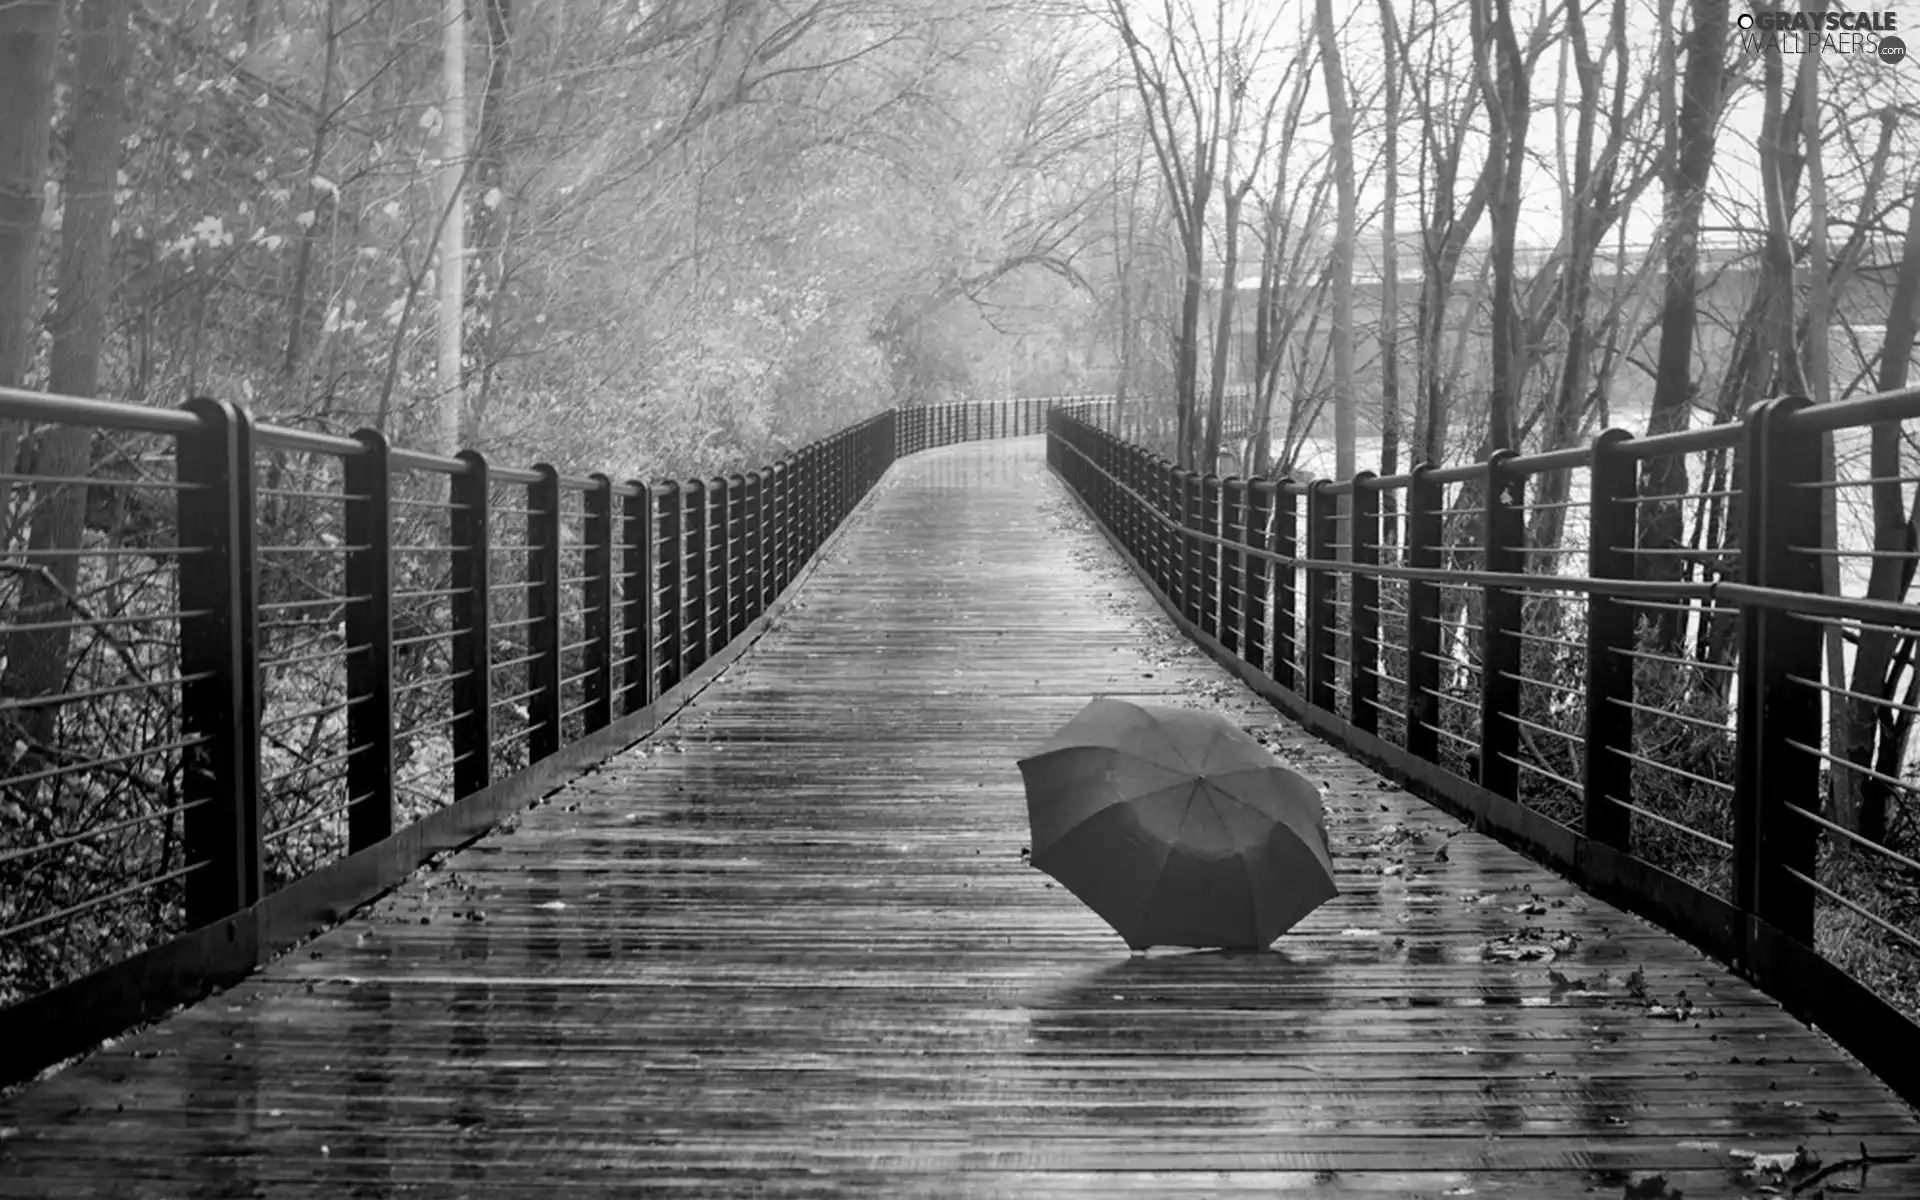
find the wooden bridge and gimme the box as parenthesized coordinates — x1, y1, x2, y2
(0, 393, 1917, 1196)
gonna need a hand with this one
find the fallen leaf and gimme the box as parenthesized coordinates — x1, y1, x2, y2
(1729, 1145, 1819, 1180)
(1548, 969, 1588, 993)
(1621, 1171, 1681, 1199)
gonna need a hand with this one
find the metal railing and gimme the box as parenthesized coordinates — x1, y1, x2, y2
(1048, 393, 1920, 1104)
(0, 388, 1105, 1084)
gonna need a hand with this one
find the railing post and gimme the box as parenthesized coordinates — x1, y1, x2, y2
(1351, 472, 1380, 736)
(793, 449, 810, 570)
(1304, 480, 1336, 712)
(1220, 478, 1246, 657)
(1583, 429, 1637, 850)
(705, 475, 728, 655)
(344, 429, 394, 850)
(1105, 432, 1120, 522)
(1405, 464, 1442, 762)
(745, 469, 764, 623)
(584, 473, 616, 732)
(1734, 396, 1821, 948)
(528, 464, 563, 761)
(655, 482, 683, 694)
(1181, 471, 1205, 626)
(621, 480, 652, 714)
(848, 428, 864, 506)
(1245, 481, 1273, 676)
(1480, 451, 1524, 796)
(1088, 429, 1104, 514)
(727, 472, 748, 639)
(681, 479, 707, 679)
(177, 396, 262, 926)
(1125, 446, 1144, 564)
(1200, 474, 1222, 639)
(824, 436, 839, 531)
(1159, 464, 1180, 607)
(706, 475, 729, 657)
(808, 443, 824, 553)
(816, 441, 830, 550)
(850, 427, 862, 498)
(1272, 482, 1299, 691)
(448, 450, 493, 797)
(771, 459, 790, 593)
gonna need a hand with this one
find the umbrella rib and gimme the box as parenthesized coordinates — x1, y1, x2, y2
(1024, 742, 1200, 781)
(1204, 775, 1335, 870)
(1127, 781, 1203, 944)
(1199, 778, 1290, 820)
(1033, 776, 1217, 854)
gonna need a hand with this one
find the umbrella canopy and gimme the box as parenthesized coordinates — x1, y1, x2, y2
(1017, 698, 1337, 951)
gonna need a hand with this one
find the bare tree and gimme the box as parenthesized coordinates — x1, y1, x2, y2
(1376, 0, 1403, 532)
(1317, 0, 1358, 497)
(1472, 0, 1533, 454)
(0, 0, 58, 481)
(1638, 0, 1727, 653)
(1108, 0, 1211, 467)
(0, 0, 128, 761)
(1832, 171, 1920, 842)
(1246, 68, 1327, 478)
(1531, 0, 1661, 550)
(437, 0, 469, 454)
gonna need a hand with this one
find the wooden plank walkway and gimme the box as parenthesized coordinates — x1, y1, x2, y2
(3, 437, 1919, 1198)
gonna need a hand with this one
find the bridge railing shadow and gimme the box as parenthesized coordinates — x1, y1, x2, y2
(0, 386, 1116, 1085)
(1048, 390, 1920, 1107)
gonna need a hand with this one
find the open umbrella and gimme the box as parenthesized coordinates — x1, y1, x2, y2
(1017, 698, 1336, 951)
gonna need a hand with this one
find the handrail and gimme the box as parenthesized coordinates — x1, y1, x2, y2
(1047, 393, 1920, 1106)
(0, 387, 1110, 1086)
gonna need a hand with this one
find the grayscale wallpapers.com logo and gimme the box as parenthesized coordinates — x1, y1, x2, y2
(1736, 7, 1906, 63)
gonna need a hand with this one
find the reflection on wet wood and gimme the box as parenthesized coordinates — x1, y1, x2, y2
(2, 439, 1917, 1197)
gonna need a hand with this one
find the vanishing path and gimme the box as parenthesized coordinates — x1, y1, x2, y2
(3, 438, 1917, 1197)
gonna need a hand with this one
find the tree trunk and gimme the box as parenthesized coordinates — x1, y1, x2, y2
(465, 0, 512, 446)
(1638, 0, 1726, 653)
(1832, 171, 1920, 841)
(0, 0, 58, 479)
(1475, 0, 1527, 455)
(1318, 0, 1357, 503)
(1794, 13, 1846, 797)
(282, 0, 339, 386)
(1205, 188, 1241, 472)
(1, 0, 127, 761)
(1175, 227, 1204, 469)
(1533, 0, 1633, 551)
(436, 0, 469, 455)
(1377, 0, 1402, 542)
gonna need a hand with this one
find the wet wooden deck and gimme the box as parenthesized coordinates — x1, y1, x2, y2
(4, 438, 1919, 1198)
